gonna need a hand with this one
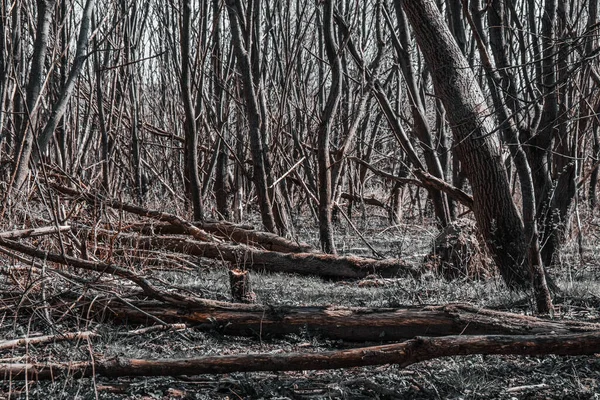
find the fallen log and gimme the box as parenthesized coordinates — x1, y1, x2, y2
(128, 235, 415, 279)
(0, 225, 71, 239)
(3, 331, 600, 380)
(98, 301, 600, 342)
(0, 331, 97, 351)
(118, 220, 317, 254)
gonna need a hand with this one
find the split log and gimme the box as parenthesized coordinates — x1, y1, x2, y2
(3, 331, 600, 380)
(98, 301, 600, 342)
(120, 220, 317, 254)
(0, 225, 71, 239)
(130, 235, 415, 279)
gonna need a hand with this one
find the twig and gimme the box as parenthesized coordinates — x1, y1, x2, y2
(0, 331, 98, 351)
(334, 203, 383, 259)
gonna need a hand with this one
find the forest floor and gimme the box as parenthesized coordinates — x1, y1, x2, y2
(1, 208, 600, 399)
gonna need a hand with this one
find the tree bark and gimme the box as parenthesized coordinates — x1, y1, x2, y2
(316, 0, 342, 254)
(11, 0, 56, 189)
(4, 331, 600, 380)
(399, 0, 531, 290)
(99, 301, 600, 342)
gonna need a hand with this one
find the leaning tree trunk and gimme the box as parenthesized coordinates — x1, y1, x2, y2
(398, 0, 537, 295)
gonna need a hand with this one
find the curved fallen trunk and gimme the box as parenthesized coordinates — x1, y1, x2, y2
(4, 331, 600, 380)
(133, 235, 415, 279)
(81, 229, 415, 280)
(98, 301, 600, 342)
(120, 221, 317, 254)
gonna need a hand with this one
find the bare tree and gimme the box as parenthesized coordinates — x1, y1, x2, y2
(398, 0, 553, 312)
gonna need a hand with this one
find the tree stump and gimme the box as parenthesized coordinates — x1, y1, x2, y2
(229, 268, 256, 303)
(425, 218, 494, 281)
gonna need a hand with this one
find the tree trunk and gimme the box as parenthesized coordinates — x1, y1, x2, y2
(99, 301, 600, 342)
(399, 0, 531, 291)
(179, 0, 204, 220)
(105, 233, 416, 280)
(5, 331, 600, 380)
(225, 0, 277, 233)
(317, 0, 341, 254)
(12, 0, 56, 190)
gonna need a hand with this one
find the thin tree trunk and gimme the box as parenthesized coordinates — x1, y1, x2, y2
(226, 0, 276, 233)
(36, 0, 95, 158)
(179, 0, 204, 220)
(317, 0, 342, 254)
(12, 0, 56, 189)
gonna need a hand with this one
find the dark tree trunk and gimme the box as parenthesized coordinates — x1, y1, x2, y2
(226, 0, 277, 233)
(12, 0, 56, 190)
(316, 0, 342, 254)
(179, 0, 204, 220)
(399, 0, 532, 290)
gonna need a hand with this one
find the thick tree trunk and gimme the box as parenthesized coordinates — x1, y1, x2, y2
(99, 302, 600, 342)
(463, 0, 553, 312)
(399, 0, 531, 290)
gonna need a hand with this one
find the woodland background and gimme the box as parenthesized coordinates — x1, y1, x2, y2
(0, 0, 599, 398)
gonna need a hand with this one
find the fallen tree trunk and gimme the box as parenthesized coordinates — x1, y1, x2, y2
(118, 221, 317, 254)
(0, 225, 71, 239)
(4, 331, 600, 380)
(123, 234, 416, 279)
(0, 331, 97, 351)
(97, 301, 600, 342)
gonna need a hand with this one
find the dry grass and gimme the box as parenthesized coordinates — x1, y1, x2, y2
(0, 204, 599, 399)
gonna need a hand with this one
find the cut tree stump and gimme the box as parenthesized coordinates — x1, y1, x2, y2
(3, 331, 600, 380)
(229, 268, 256, 303)
(96, 302, 600, 342)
